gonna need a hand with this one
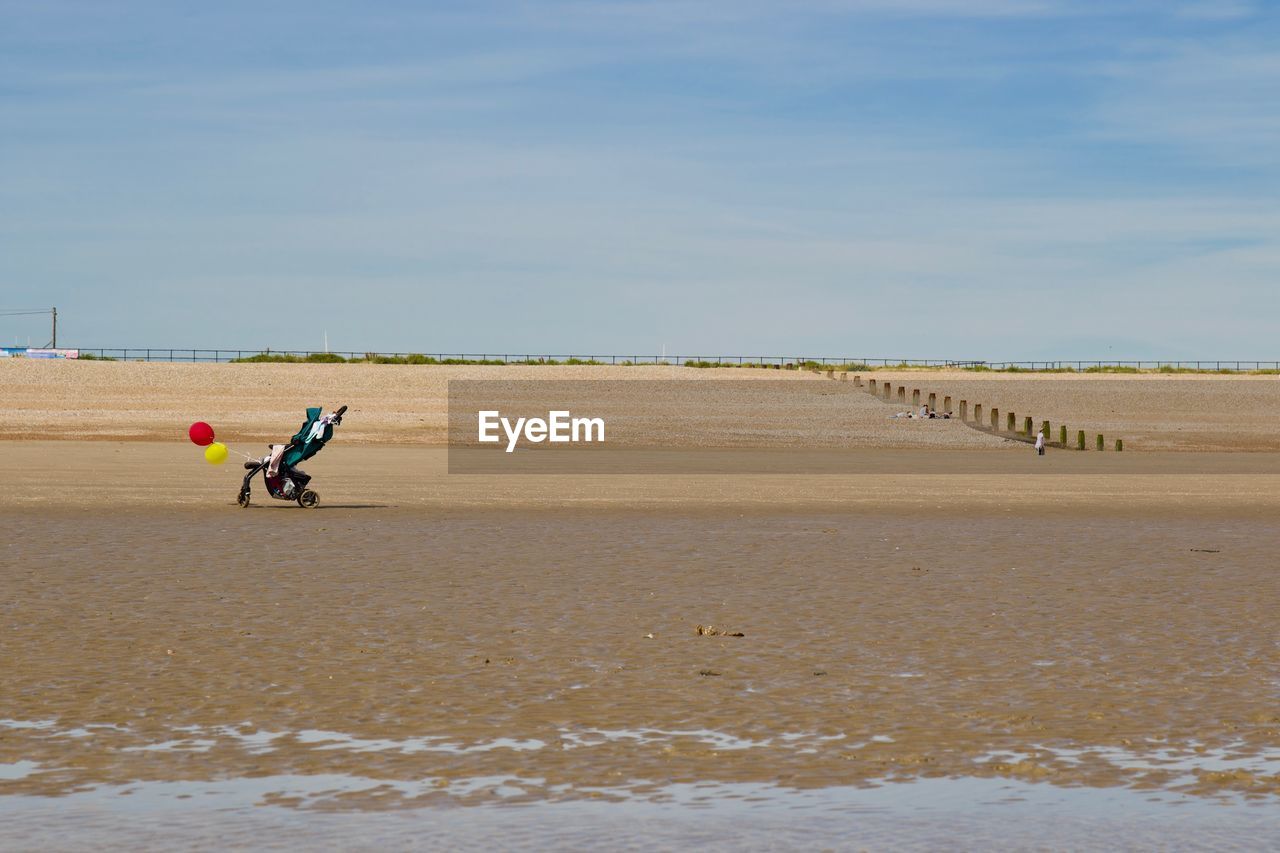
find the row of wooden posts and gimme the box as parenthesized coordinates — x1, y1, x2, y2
(827, 373, 1123, 451)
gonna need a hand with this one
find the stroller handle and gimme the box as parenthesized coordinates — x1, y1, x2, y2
(335, 405, 348, 417)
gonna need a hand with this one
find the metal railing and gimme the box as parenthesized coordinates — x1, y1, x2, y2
(70, 349, 969, 366)
(60, 350, 1280, 371)
(984, 361, 1280, 372)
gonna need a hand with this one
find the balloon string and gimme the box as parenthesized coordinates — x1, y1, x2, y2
(211, 446, 259, 474)
(204, 444, 258, 464)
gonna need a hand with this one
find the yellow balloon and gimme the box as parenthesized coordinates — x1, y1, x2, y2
(204, 442, 228, 465)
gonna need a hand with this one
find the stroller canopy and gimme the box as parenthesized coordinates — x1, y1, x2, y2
(283, 407, 335, 467)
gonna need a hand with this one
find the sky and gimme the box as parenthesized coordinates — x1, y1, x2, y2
(2, 0, 1278, 359)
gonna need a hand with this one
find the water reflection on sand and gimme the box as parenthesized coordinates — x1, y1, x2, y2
(1, 769, 1276, 850)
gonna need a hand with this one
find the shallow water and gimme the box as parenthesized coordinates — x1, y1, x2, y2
(1, 773, 1275, 850)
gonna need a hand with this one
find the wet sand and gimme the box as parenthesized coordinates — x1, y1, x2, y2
(4, 502, 1279, 801)
(4, 445, 1280, 807)
(6, 441, 1280, 510)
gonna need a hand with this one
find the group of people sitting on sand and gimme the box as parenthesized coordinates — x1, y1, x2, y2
(890, 405, 951, 420)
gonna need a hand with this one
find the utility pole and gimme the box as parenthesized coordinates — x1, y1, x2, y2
(52, 307, 57, 348)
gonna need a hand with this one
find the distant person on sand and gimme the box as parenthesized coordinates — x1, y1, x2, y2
(1035, 430, 1046, 456)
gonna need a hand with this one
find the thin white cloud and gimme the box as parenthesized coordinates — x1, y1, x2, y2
(1173, 1, 1258, 20)
(1087, 41, 1280, 166)
(815, 0, 1065, 15)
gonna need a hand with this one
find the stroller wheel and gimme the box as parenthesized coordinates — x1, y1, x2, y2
(298, 489, 319, 508)
(237, 490, 251, 508)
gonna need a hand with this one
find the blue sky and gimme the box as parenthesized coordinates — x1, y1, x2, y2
(2, 0, 1277, 358)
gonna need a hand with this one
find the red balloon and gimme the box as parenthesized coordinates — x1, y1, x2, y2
(189, 422, 215, 446)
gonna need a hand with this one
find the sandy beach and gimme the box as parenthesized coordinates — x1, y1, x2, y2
(2, 362, 1279, 847)
(7, 360, 1280, 450)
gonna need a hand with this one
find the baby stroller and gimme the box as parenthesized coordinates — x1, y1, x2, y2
(238, 405, 346, 508)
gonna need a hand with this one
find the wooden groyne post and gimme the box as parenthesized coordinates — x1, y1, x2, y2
(912, 389, 920, 407)
(1024, 416, 1033, 436)
(990, 408, 999, 430)
(974, 404, 983, 423)
(928, 392, 937, 410)
(1006, 411, 1016, 432)
(1097, 433, 1105, 451)
(1077, 430, 1086, 450)
(944, 395, 952, 414)
(959, 400, 967, 420)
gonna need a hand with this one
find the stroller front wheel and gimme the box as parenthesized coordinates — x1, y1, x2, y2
(298, 489, 319, 508)
(237, 490, 251, 508)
